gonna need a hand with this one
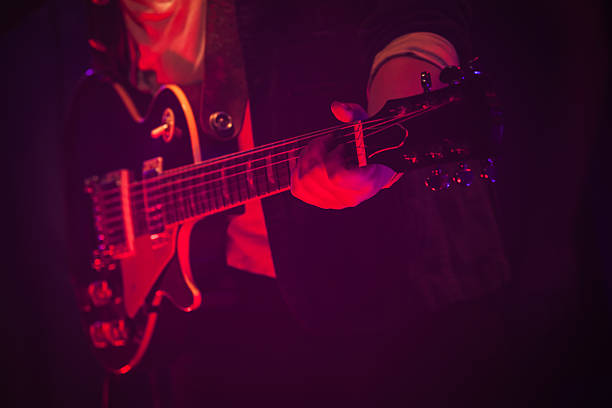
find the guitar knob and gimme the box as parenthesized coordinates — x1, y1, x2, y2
(106, 320, 129, 347)
(480, 158, 497, 183)
(92, 257, 104, 271)
(87, 280, 113, 306)
(89, 321, 108, 349)
(425, 168, 450, 191)
(209, 111, 234, 139)
(452, 163, 474, 187)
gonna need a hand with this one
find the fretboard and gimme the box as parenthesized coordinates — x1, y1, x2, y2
(129, 131, 335, 233)
(159, 147, 296, 224)
(129, 110, 412, 231)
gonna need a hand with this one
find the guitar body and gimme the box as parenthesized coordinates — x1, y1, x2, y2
(69, 72, 226, 374)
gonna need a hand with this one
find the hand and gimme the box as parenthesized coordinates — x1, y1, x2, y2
(290, 101, 398, 209)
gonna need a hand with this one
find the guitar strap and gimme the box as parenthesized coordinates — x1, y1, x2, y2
(199, 0, 248, 156)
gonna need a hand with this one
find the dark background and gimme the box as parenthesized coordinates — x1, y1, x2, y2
(3, 0, 610, 406)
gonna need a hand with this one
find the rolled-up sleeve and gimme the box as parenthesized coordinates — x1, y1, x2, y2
(367, 31, 460, 94)
(359, 0, 471, 72)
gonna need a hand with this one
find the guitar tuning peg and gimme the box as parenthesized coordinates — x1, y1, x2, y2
(439, 65, 463, 85)
(425, 168, 450, 191)
(480, 158, 497, 183)
(452, 163, 474, 187)
(420, 71, 432, 93)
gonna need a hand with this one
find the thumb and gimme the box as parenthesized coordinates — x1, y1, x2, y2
(331, 101, 369, 123)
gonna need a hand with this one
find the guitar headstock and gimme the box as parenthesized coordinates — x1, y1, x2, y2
(361, 59, 503, 190)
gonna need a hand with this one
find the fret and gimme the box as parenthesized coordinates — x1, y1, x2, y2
(190, 182, 198, 216)
(176, 182, 185, 221)
(249, 158, 265, 196)
(245, 160, 255, 199)
(203, 174, 214, 212)
(213, 176, 222, 210)
(236, 169, 249, 202)
(205, 183, 214, 212)
(275, 160, 290, 189)
(218, 170, 228, 208)
(182, 178, 192, 219)
(163, 190, 174, 225)
(194, 180, 204, 215)
(226, 160, 243, 205)
(221, 168, 231, 206)
(274, 148, 297, 189)
(216, 175, 227, 208)
(180, 181, 189, 220)
(141, 134, 319, 223)
(183, 180, 192, 219)
(197, 185, 208, 214)
(174, 181, 182, 221)
(265, 153, 277, 191)
(167, 178, 178, 224)
(188, 182, 197, 218)
(209, 168, 223, 210)
(289, 148, 299, 175)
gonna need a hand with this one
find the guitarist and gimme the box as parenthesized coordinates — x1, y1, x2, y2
(70, 0, 511, 406)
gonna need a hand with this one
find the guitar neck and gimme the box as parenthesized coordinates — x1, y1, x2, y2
(142, 145, 299, 226)
(132, 92, 455, 229)
(89, 71, 499, 252)
(132, 127, 355, 229)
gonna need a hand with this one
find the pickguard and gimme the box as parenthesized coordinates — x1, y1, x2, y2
(120, 226, 178, 318)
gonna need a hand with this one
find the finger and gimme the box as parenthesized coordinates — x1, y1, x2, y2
(297, 135, 332, 176)
(331, 101, 369, 123)
(325, 142, 354, 176)
(291, 159, 345, 209)
(330, 163, 397, 193)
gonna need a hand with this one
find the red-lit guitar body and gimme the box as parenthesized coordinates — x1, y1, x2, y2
(69, 66, 501, 374)
(69, 73, 225, 374)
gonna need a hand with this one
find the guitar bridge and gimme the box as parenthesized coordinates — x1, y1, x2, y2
(85, 169, 135, 258)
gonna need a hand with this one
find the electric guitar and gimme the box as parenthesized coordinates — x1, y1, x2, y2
(70, 64, 502, 374)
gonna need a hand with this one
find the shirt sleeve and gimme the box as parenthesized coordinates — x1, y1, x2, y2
(358, 0, 471, 77)
(367, 31, 460, 94)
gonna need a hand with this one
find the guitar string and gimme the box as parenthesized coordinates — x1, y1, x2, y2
(140, 112, 408, 178)
(143, 84, 458, 180)
(95, 105, 439, 230)
(151, 112, 416, 201)
(95, 114, 398, 198)
(137, 101, 453, 223)
(94, 112, 415, 199)
(100, 100, 450, 217)
(96, 107, 437, 230)
(98, 96, 460, 232)
(133, 105, 437, 201)
(98, 111, 418, 205)
(96, 110, 418, 216)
